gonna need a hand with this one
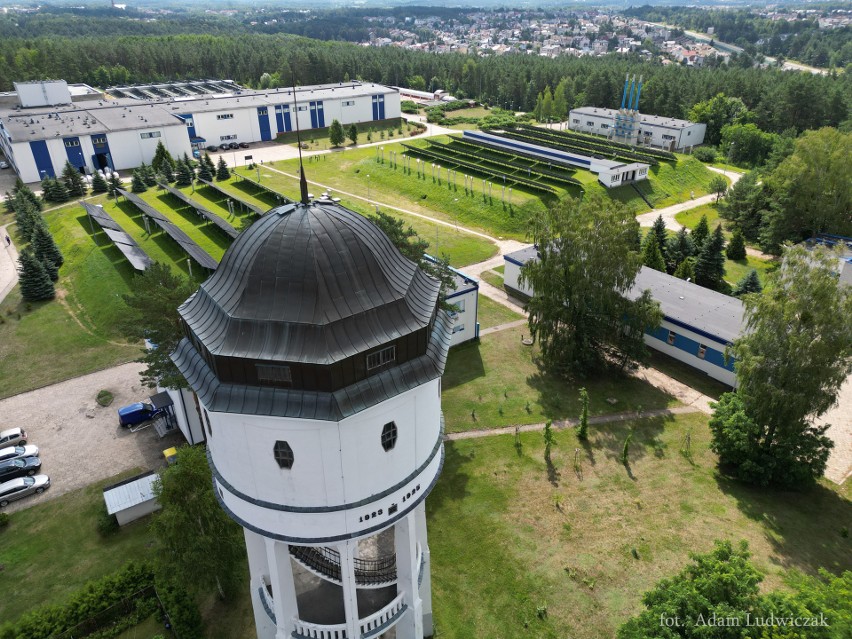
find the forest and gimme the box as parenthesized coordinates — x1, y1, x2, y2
(625, 5, 852, 68)
(0, 32, 849, 137)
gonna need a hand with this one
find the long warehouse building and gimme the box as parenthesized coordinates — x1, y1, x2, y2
(0, 79, 400, 184)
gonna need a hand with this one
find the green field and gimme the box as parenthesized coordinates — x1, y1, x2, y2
(441, 326, 678, 432)
(476, 294, 524, 330)
(478, 269, 504, 290)
(273, 117, 421, 151)
(674, 202, 720, 230)
(429, 414, 852, 639)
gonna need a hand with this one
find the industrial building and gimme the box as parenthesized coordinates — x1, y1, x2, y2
(568, 74, 706, 151)
(504, 245, 743, 386)
(0, 79, 401, 183)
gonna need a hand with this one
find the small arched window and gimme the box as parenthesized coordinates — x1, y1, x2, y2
(273, 441, 294, 469)
(381, 422, 398, 452)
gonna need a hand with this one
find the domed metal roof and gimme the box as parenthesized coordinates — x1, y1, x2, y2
(178, 200, 441, 365)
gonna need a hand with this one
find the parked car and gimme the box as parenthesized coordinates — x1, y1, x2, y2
(206, 145, 219, 152)
(0, 475, 50, 507)
(0, 161, 9, 169)
(192, 149, 201, 159)
(0, 427, 27, 448)
(228, 142, 240, 150)
(118, 401, 168, 427)
(239, 142, 250, 149)
(0, 445, 39, 463)
(219, 143, 231, 151)
(0, 456, 42, 481)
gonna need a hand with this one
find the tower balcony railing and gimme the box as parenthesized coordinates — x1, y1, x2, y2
(289, 545, 397, 587)
(290, 592, 407, 639)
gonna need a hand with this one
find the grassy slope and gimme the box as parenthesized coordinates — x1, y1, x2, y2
(430, 415, 852, 639)
(441, 326, 678, 432)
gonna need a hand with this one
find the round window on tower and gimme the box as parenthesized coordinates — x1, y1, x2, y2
(273, 440, 294, 469)
(381, 422, 398, 451)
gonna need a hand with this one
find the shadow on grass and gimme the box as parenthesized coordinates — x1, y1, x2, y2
(73, 214, 139, 288)
(714, 474, 852, 575)
(587, 415, 674, 470)
(426, 441, 471, 513)
(229, 179, 284, 208)
(154, 193, 233, 251)
(442, 340, 485, 391)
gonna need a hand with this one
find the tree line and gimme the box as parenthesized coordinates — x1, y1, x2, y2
(0, 33, 849, 136)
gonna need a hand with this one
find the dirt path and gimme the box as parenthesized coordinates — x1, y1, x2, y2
(479, 318, 527, 337)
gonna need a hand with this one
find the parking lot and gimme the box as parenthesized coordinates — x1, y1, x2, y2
(0, 362, 183, 513)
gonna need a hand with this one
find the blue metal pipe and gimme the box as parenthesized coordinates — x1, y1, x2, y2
(620, 74, 629, 110)
(634, 81, 643, 112)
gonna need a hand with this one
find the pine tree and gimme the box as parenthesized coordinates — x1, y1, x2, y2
(348, 124, 358, 145)
(18, 248, 55, 301)
(694, 225, 727, 290)
(726, 229, 747, 260)
(91, 172, 109, 194)
(328, 119, 345, 147)
(61, 161, 87, 198)
(733, 269, 763, 296)
(141, 162, 158, 187)
(131, 169, 148, 193)
(691, 214, 710, 251)
(642, 232, 666, 272)
(203, 153, 216, 176)
(666, 226, 694, 272)
(650, 215, 668, 264)
(42, 178, 69, 203)
(151, 140, 174, 174)
(3, 191, 14, 215)
(216, 157, 230, 181)
(176, 159, 194, 187)
(31, 217, 63, 269)
(108, 174, 123, 198)
(673, 257, 695, 281)
(13, 196, 39, 243)
(160, 159, 175, 183)
(13, 181, 42, 211)
(198, 155, 214, 182)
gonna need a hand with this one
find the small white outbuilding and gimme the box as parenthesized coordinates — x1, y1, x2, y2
(102, 471, 161, 526)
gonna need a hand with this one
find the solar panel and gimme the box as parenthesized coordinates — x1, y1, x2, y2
(197, 178, 267, 217)
(82, 202, 153, 272)
(158, 183, 239, 239)
(117, 189, 219, 271)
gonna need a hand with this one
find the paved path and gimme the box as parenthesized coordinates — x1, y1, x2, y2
(635, 166, 743, 231)
(447, 406, 701, 441)
(818, 375, 852, 484)
(0, 224, 19, 304)
(479, 318, 527, 337)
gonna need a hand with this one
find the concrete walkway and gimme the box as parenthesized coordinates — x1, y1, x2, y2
(635, 166, 743, 231)
(447, 406, 701, 441)
(479, 318, 526, 337)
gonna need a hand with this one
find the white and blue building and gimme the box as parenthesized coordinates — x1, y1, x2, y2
(0, 80, 400, 184)
(503, 245, 743, 387)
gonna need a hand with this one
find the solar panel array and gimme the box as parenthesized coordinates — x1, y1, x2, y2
(82, 202, 153, 272)
(197, 178, 267, 217)
(117, 189, 219, 271)
(158, 183, 239, 239)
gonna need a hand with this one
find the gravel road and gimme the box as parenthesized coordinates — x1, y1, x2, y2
(0, 362, 183, 513)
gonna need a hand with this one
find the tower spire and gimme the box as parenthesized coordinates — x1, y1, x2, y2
(291, 71, 310, 205)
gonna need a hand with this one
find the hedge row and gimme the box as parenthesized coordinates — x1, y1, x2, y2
(0, 562, 202, 639)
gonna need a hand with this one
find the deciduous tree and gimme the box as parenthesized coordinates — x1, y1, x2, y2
(521, 195, 662, 375)
(709, 175, 728, 202)
(152, 445, 244, 600)
(328, 119, 345, 147)
(710, 246, 852, 487)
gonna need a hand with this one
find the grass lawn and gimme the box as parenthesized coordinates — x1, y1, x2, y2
(725, 253, 776, 288)
(0, 469, 157, 625)
(232, 165, 497, 268)
(429, 414, 852, 639)
(273, 118, 422, 151)
(476, 294, 524, 330)
(675, 202, 720, 230)
(441, 326, 678, 432)
(479, 269, 503, 290)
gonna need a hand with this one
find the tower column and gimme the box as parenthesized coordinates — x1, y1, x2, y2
(245, 530, 276, 639)
(394, 511, 424, 639)
(338, 540, 361, 639)
(266, 539, 299, 639)
(414, 501, 434, 637)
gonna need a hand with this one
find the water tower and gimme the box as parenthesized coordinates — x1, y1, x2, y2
(172, 197, 450, 639)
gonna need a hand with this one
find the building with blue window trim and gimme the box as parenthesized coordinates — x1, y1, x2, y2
(503, 245, 743, 387)
(424, 255, 479, 346)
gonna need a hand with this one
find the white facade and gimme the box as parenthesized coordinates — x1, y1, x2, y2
(161, 387, 205, 445)
(204, 379, 440, 639)
(569, 107, 707, 151)
(447, 287, 479, 346)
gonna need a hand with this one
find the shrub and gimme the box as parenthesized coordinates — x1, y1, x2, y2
(96, 390, 114, 407)
(693, 146, 718, 163)
(0, 512, 9, 528)
(156, 579, 203, 639)
(96, 503, 120, 537)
